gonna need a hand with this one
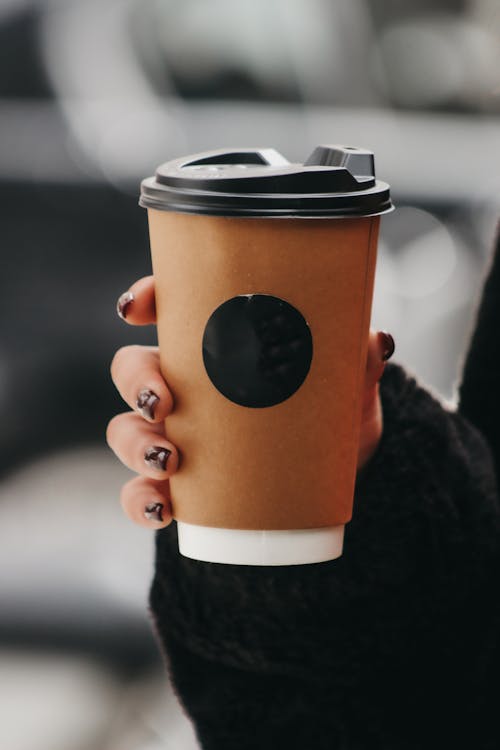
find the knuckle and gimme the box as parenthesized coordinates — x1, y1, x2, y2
(110, 345, 142, 381)
(110, 346, 128, 381)
(119, 479, 134, 511)
(105, 412, 126, 447)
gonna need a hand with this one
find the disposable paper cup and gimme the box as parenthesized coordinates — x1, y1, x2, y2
(140, 145, 392, 565)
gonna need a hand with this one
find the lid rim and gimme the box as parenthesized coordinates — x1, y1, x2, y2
(139, 145, 392, 218)
(139, 194, 394, 218)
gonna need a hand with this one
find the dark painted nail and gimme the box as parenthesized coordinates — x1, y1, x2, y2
(117, 291, 134, 320)
(144, 502, 164, 522)
(136, 389, 160, 421)
(144, 446, 172, 472)
(379, 331, 395, 361)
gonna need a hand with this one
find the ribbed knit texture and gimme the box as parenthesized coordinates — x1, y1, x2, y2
(460, 225, 500, 477)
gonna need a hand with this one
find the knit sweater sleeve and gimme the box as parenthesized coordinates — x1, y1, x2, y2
(149, 363, 500, 750)
(459, 225, 500, 476)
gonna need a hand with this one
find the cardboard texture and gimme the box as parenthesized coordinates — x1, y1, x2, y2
(148, 211, 379, 530)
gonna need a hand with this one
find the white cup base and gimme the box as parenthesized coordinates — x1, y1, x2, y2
(177, 522, 345, 566)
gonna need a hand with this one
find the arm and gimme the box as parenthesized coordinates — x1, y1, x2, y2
(460, 224, 500, 474)
(150, 363, 500, 750)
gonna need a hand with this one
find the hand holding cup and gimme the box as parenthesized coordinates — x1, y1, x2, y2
(107, 275, 394, 531)
(109, 144, 393, 565)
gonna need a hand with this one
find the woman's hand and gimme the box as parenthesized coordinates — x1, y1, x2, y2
(106, 276, 395, 529)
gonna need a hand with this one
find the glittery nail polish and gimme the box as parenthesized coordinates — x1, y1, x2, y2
(144, 446, 171, 472)
(144, 502, 163, 522)
(136, 389, 160, 420)
(117, 291, 134, 320)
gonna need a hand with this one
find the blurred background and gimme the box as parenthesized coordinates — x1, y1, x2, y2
(1, 0, 500, 747)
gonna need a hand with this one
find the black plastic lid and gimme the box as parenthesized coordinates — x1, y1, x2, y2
(139, 145, 392, 218)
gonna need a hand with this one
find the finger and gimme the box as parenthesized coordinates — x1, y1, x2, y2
(106, 412, 179, 480)
(116, 275, 156, 325)
(110, 345, 173, 423)
(365, 330, 395, 393)
(120, 475, 172, 529)
(357, 329, 395, 469)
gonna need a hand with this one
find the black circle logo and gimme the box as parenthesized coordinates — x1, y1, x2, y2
(202, 294, 313, 408)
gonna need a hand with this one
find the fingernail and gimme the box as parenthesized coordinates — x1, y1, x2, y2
(379, 331, 395, 361)
(144, 502, 164, 523)
(144, 446, 171, 472)
(117, 291, 134, 320)
(136, 389, 160, 421)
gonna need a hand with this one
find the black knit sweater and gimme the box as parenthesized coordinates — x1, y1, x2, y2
(150, 228, 500, 749)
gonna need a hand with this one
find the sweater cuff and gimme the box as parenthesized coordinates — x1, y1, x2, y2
(150, 363, 499, 676)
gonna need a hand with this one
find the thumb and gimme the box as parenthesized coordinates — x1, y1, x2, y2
(357, 330, 395, 470)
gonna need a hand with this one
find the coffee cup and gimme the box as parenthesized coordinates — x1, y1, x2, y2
(140, 144, 392, 565)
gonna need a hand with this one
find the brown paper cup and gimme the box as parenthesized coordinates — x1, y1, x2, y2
(147, 210, 379, 563)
